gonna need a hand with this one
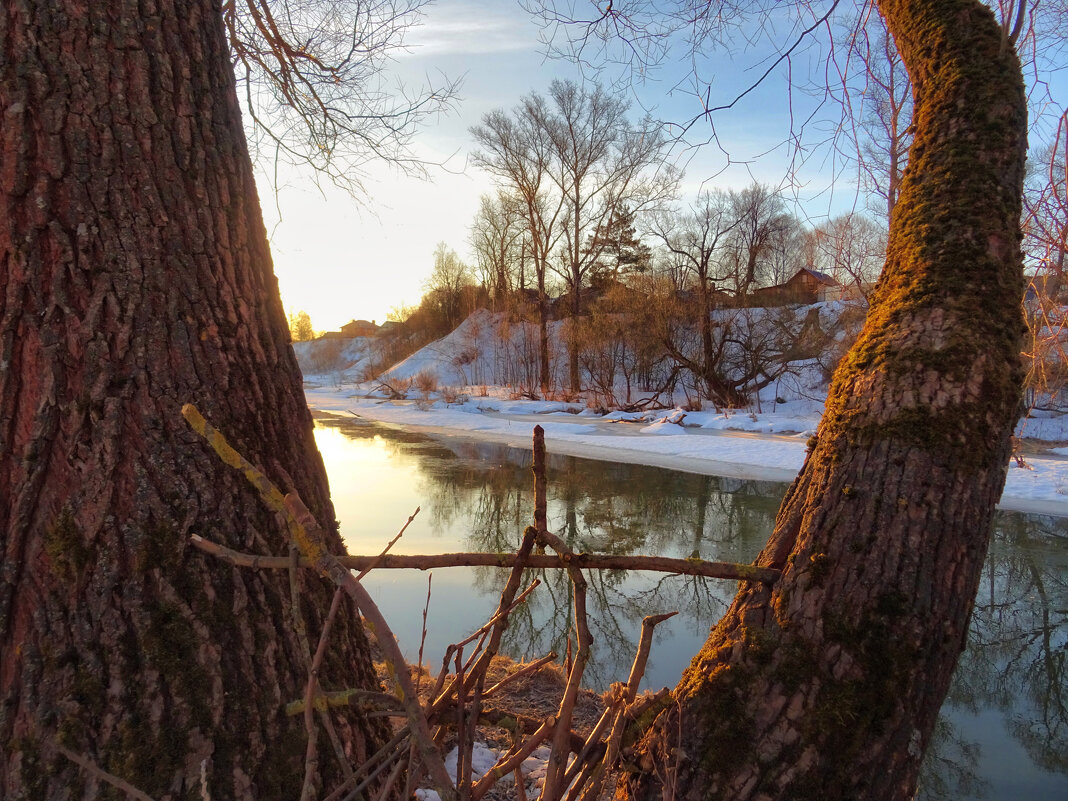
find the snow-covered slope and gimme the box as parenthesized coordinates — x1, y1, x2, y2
(292, 335, 384, 384)
(301, 304, 853, 410)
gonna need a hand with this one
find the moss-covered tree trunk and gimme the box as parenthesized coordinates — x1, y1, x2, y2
(0, 1, 386, 798)
(626, 2, 1027, 799)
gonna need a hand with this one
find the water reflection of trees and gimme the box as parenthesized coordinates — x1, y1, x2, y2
(318, 417, 1067, 797)
(918, 514, 1068, 800)
(388, 432, 785, 687)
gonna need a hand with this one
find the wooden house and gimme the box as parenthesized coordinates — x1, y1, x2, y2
(751, 268, 839, 307)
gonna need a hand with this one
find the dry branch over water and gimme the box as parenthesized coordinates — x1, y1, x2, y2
(180, 412, 770, 801)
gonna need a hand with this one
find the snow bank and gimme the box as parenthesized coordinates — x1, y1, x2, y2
(297, 304, 1068, 517)
(305, 386, 1068, 517)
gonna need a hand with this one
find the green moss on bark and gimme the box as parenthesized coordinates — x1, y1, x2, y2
(43, 506, 89, 580)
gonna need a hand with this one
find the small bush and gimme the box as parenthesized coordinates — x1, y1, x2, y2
(413, 369, 439, 397)
(358, 358, 388, 383)
(304, 338, 345, 374)
(441, 386, 468, 405)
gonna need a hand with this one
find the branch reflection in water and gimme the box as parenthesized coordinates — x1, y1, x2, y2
(312, 415, 1067, 801)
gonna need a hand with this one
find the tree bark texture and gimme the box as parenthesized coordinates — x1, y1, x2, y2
(0, 2, 387, 799)
(626, 2, 1027, 800)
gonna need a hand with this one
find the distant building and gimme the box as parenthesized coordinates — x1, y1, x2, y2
(751, 268, 840, 307)
(321, 319, 378, 339)
(342, 319, 378, 337)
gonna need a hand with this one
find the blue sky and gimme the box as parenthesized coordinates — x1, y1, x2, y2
(260, 0, 1065, 332)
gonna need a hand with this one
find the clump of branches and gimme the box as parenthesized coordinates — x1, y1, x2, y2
(155, 415, 778, 801)
(57, 411, 778, 801)
(225, 0, 461, 192)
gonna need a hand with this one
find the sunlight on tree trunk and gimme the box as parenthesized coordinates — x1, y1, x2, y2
(0, 2, 387, 797)
(625, 1, 1028, 799)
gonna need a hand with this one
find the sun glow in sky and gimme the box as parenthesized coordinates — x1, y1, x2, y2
(258, 1, 834, 332)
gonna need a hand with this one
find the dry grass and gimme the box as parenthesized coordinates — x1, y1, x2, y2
(373, 652, 606, 752)
(413, 369, 439, 396)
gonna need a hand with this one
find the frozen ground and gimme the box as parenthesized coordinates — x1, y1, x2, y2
(304, 383, 1068, 518)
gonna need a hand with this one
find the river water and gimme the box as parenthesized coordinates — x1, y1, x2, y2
(314, 416, 1067, 801)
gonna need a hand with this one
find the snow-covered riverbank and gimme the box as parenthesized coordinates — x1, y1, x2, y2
(305, 384, 1068, 518)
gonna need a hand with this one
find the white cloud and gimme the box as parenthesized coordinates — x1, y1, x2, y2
(401, 2, 535, 58)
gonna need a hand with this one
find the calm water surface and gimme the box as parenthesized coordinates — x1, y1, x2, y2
(314, 416, 1067, 801)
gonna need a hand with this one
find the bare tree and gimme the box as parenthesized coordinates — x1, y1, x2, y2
(530, 80, 674, 390)
(722, 183, 795, 297)
(471, 98, 570, 393)
(225, 0, 460, 192)
(647, 190, 742, 404)
(469, 191, 526, 308)
(803, 212, 888, 301)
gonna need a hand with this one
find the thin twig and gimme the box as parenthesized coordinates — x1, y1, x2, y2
(416, 574, 433, 697)
(431, 643, 459, 712)
(372, 758, 406, 801)
(561, 703, 615, 794)
(462, 628, 492, 678)
(456, 580, 541, 652)
(189, 535, 780, 583)
(301, 587, 347, 799)
(470, 716, 557, 801)
(455, 648, 469, 801)
(296, 548, 322, 801)
(319, 712, 356, 784)
(56, 745, 157, 801)
(403, 741, 419, 801)
(182, 405, 456, 801)
(323, 725, 412, 801)
(356, 506, 420, 581)
(482, 652, 559, 698)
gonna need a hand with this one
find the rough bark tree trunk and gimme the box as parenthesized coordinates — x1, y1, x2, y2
(535, 250, 552, 393)
(569, 283, 582, 392)
(0, 2, 387, 799)
(626, 2, 1027, 799)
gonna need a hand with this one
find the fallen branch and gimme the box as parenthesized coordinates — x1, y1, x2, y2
(185, 410, 708, 801)
(284, 492, 457, 801)
(183, 404, 457, 801)
(471, 715, 556, 801)
(189, 536, 780, 584)
(356, 506, 420, 580)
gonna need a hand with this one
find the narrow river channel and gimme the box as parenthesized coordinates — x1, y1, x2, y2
(313, 416, 1068, 801)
